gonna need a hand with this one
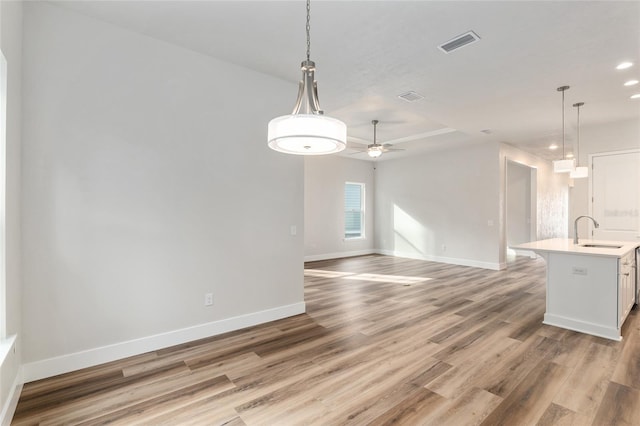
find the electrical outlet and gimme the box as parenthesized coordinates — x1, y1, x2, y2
(204, 293, 214, 306)
(572, 267, 588, 276)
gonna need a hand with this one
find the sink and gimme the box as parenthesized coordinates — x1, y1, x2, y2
(579, 244, 623, 249)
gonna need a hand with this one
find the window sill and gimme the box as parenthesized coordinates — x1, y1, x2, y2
(344, 237, 366, 242)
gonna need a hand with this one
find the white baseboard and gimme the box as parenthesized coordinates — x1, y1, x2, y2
(22, 302, 306, 383)
(376, 249, 505, 271)
(304, 249, 376, 262)
(543, 313, 621, 341)
(0, 367, 22, 426)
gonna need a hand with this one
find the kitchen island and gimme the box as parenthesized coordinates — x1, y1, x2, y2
(515, 238, 639, 341)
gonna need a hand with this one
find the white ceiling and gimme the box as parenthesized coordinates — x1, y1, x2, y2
(52, 0, 640, 161)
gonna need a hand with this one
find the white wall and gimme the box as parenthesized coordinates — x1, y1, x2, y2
(307, 143, 569, 270)
(375, 142, 502, 270)
(0, 0, 23, 422)
(304, 156, 375, 261)
(20, 2, 304, 381)
(570, 118, 640, 239)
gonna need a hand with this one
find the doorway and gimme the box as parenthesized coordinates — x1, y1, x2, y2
(506, 160, 537, 261)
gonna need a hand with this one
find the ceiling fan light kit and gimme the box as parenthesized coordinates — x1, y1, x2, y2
(553, 85, 576, 173)
(348, 120, 405, 158)
(267, 0, 346, 155)
(367, 146, 383, 158)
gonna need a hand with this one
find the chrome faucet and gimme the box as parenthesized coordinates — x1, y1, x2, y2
(573, 215, 599, 244)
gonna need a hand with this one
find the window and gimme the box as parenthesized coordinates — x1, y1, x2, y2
(344, 182, 364, 239)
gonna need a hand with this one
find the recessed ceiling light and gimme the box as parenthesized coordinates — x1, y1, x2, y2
(549, 144, 558, 150)
(624, 79, 639, 86)
(616, 62, 633, 70)
(631, 94, 640, 99)
(566, 153, 574, 159)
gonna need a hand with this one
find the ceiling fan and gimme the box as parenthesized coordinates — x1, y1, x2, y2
(351, 120, 405, 158)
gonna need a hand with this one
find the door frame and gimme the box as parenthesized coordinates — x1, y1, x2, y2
(505, 158, 537, 260)
(588, 148, 640, 240)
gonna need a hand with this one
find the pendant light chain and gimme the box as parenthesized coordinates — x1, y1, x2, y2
(306, 0, 311, 62)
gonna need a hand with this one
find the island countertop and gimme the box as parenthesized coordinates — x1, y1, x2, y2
(515, 238, 640, 258)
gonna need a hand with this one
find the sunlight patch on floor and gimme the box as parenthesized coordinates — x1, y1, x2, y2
(305, 269, 432, 285)
(343, 273, 432, 285)
(303, 269, 355, 278)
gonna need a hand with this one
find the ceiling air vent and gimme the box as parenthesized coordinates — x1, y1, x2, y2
(397, 91, 424, 102)
(438, 31, 480, 54)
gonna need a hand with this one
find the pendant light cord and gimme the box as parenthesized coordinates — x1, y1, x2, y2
(576, 104, 580, 162)
(557, 85, 570, 160)
(561, 88, 565, 159)
(306, 0, 311, 62)
(573, 102, 584, 165)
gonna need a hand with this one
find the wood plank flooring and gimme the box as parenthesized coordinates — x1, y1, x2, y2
(12, 254, 640, 425)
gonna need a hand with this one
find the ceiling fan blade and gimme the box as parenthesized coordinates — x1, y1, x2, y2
(381, 143, 404, 152)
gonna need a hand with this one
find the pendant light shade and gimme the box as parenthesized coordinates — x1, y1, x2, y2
(268, 113, 347, 155)
(554, 159, 576, 173)
(553, 85, 575, 173)
(267, 1, 346, 155)
(570, 166, 589, 178)
(569, 102, 588, 179)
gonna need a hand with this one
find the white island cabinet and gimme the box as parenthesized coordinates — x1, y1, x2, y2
(515, 238, 639, 341)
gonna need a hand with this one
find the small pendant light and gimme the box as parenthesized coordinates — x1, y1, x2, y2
(553, 85, 576, 173)
(267, 0, 347, 155)
(570, 102, 588, 178)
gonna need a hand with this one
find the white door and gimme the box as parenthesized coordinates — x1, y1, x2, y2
(591, 150, 640, 241)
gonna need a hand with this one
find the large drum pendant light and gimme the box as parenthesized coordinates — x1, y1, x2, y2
(267, 0, 347, 155)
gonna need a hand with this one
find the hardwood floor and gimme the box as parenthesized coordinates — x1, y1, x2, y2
(12, 254, 640, 425)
